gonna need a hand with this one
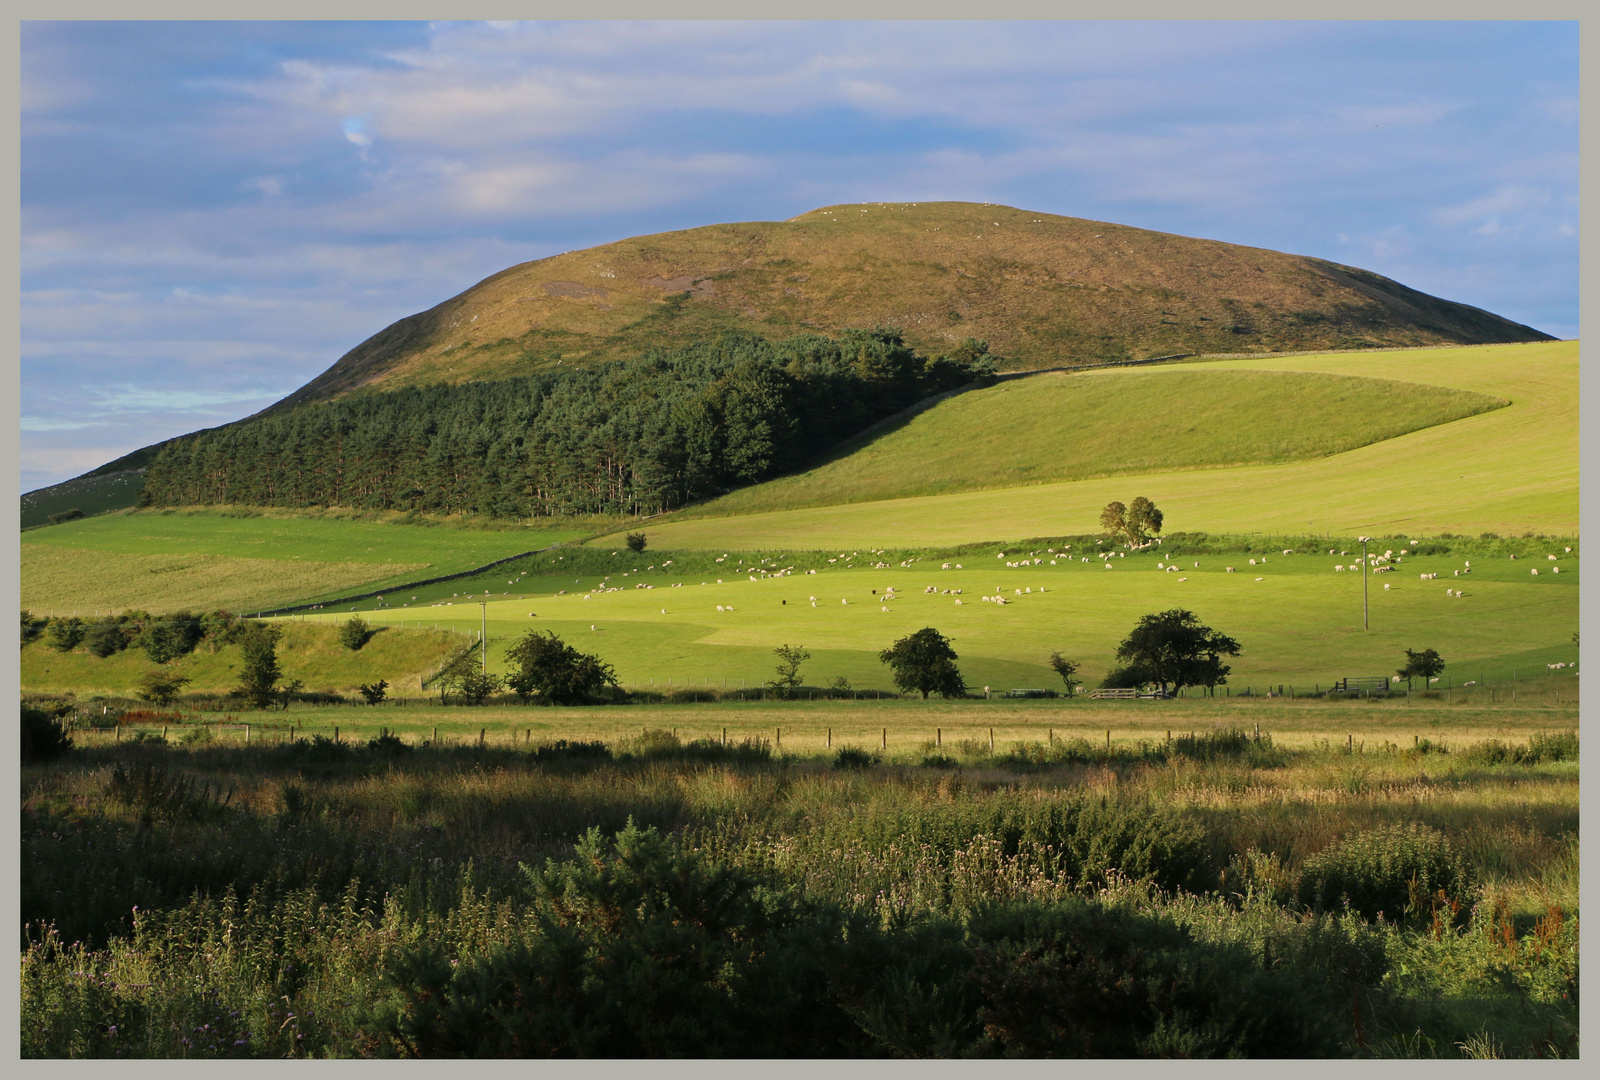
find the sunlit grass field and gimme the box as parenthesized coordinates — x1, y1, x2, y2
(687, 368, 1505, 514)
(21, 510, 589, 615)
(596, 340, 1576, 550)
(281, 539, 1578, 693)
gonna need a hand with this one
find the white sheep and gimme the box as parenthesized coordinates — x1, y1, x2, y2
(1532, 568, 1540, 576)
(1177, 576, 1187, 581)
(1249, 558, 1257, 565)
(1255, 576, 1264, 582)
(955, 599, 963, 605)
(1383, 583, 1391, 590)
(1549, 554, 1558, 561)
(716, 605, 725, 612)
(1226, 567, 1235, 573)
(1554, 567, 1561, 573)
(1336, 566, 1345, 572)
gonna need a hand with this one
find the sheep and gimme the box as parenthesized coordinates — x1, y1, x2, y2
(1177, 576, 1187, 581)
(1565, 546, 1572, 553)
(1226, 567, 1235, 573)
(1336, 566, 1345, 572)
(1532, 568, 1540, 576)
(841, 598, 848, 604)
(1194, 561, 1199, 568)
(716, 605, 725, 612)
(1255, 576, 1264, 582)
(955, 599, 963, 605)
(661, 608, 667, 614)
(1105, 563, 1114, 570)
(1383, 583, 1391, 590)
(1283, 549, 1293, 556)
(1249, 558, 1257, 565)
(1548, 554, 1558, 561)
(1554, 567, 1562, 573)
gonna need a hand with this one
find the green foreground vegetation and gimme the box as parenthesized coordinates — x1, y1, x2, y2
(21, 700, 1577, 1058)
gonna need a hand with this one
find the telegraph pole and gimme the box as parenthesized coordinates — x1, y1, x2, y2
(479, 600, 488, 672)
(1359, 535, 1370, 630)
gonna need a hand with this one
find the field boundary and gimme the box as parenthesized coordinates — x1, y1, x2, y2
(255, 547, 559, 618)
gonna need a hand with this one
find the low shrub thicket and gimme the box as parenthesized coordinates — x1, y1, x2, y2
(1296, 824, 1477, 923)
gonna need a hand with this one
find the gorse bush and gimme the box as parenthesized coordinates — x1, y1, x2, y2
(1296, 824, 1477, 922)
(833, 746, 878, 770)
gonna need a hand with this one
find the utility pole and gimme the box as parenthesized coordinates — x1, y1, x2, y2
(479, 600, 488, 673)
(1359, 535, 1370, 630)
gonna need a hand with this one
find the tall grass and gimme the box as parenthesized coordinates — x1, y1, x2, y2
(20, 729, 1577, 1058)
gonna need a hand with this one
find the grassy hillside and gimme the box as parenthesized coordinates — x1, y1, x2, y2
(275, 202, 1550, 408)
(596, 340, 1575, 549)
(290, 537, 1578, 695)
(21, 622, 465, 697)
(687, 368, 1506, 515)
(21, 510, 591, 615)
(20, 470, 146, 530)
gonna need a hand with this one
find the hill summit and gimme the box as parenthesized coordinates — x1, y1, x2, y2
(276, 201, 1551, 409)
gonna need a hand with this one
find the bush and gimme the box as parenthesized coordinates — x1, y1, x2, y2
(1296, 823, 1477, 922)
(365, 821, 870, 1057)
(47, 508, 86, 524)
(135, 613, 203, 664)
(530, 739, 613, 764)
(83, 618, 134, 659)
(504, 630, 618, 705)
(339, 615, 371, 651)
(622, 730, 772, 765)
(833, 747, 878, 770)
(624, 531, 647, 553)
(21, 704, 73, 764)
(357, 680, 389, 705)
(44, 616, 87, 652)
(366, 731, 411, 757)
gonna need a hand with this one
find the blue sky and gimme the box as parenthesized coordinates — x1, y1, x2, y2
(20, 19, 1579, 491)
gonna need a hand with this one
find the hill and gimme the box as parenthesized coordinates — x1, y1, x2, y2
(684, 368, 1507, 516)
(593, 340, 1576, 549)
(275, 201, 1551, 410)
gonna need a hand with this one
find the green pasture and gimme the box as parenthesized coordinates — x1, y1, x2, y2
(21, 623, 466, 698)
(289, 542, 1578, 695)
(21, 509, 589, 615)
(687, 369, 1504, 515)
(595, 340, 1576, 550)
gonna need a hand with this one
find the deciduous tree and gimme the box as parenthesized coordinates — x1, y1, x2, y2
(879, 627, 967, 699)
(1113, 609, 1241, 697)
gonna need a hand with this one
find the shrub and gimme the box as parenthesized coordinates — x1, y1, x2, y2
(44, 616, 87, 652)
(365, 821, 870, 1057)
(624, 531, 647, 553)
(530, 739, 613, 764)
(357, 680, 389, 705)
(833, 747, 878, 770)
(135, 613, 203, 664)
(21, 704, 73, 764)
(136, 669, 191, 707)
(83, 618, 135, 658)
(20, 610, 47, 648)
(1296, 823, 1477, 922)
(366, 731, 411, 757)
(339, 615, 371, 651)
(47, 508, 86, 524)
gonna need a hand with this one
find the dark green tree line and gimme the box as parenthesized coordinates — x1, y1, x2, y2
(140, 330, 997, 519)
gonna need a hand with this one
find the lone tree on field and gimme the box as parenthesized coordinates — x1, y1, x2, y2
(234, 623, 283, 709)
(1048, 651, 1081, 694)
(340, 615, 371, 651)
(358, 679, 389, 705)
(1397, 648, 1445, 690)
(1113, 609, 1241, 697)
(505, 629, 619, 705)
(879, 627, 967, 699)
(1100, 497, 1164, 546)
(625, 531, 648, 554)
(768, 644, 810, 699)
